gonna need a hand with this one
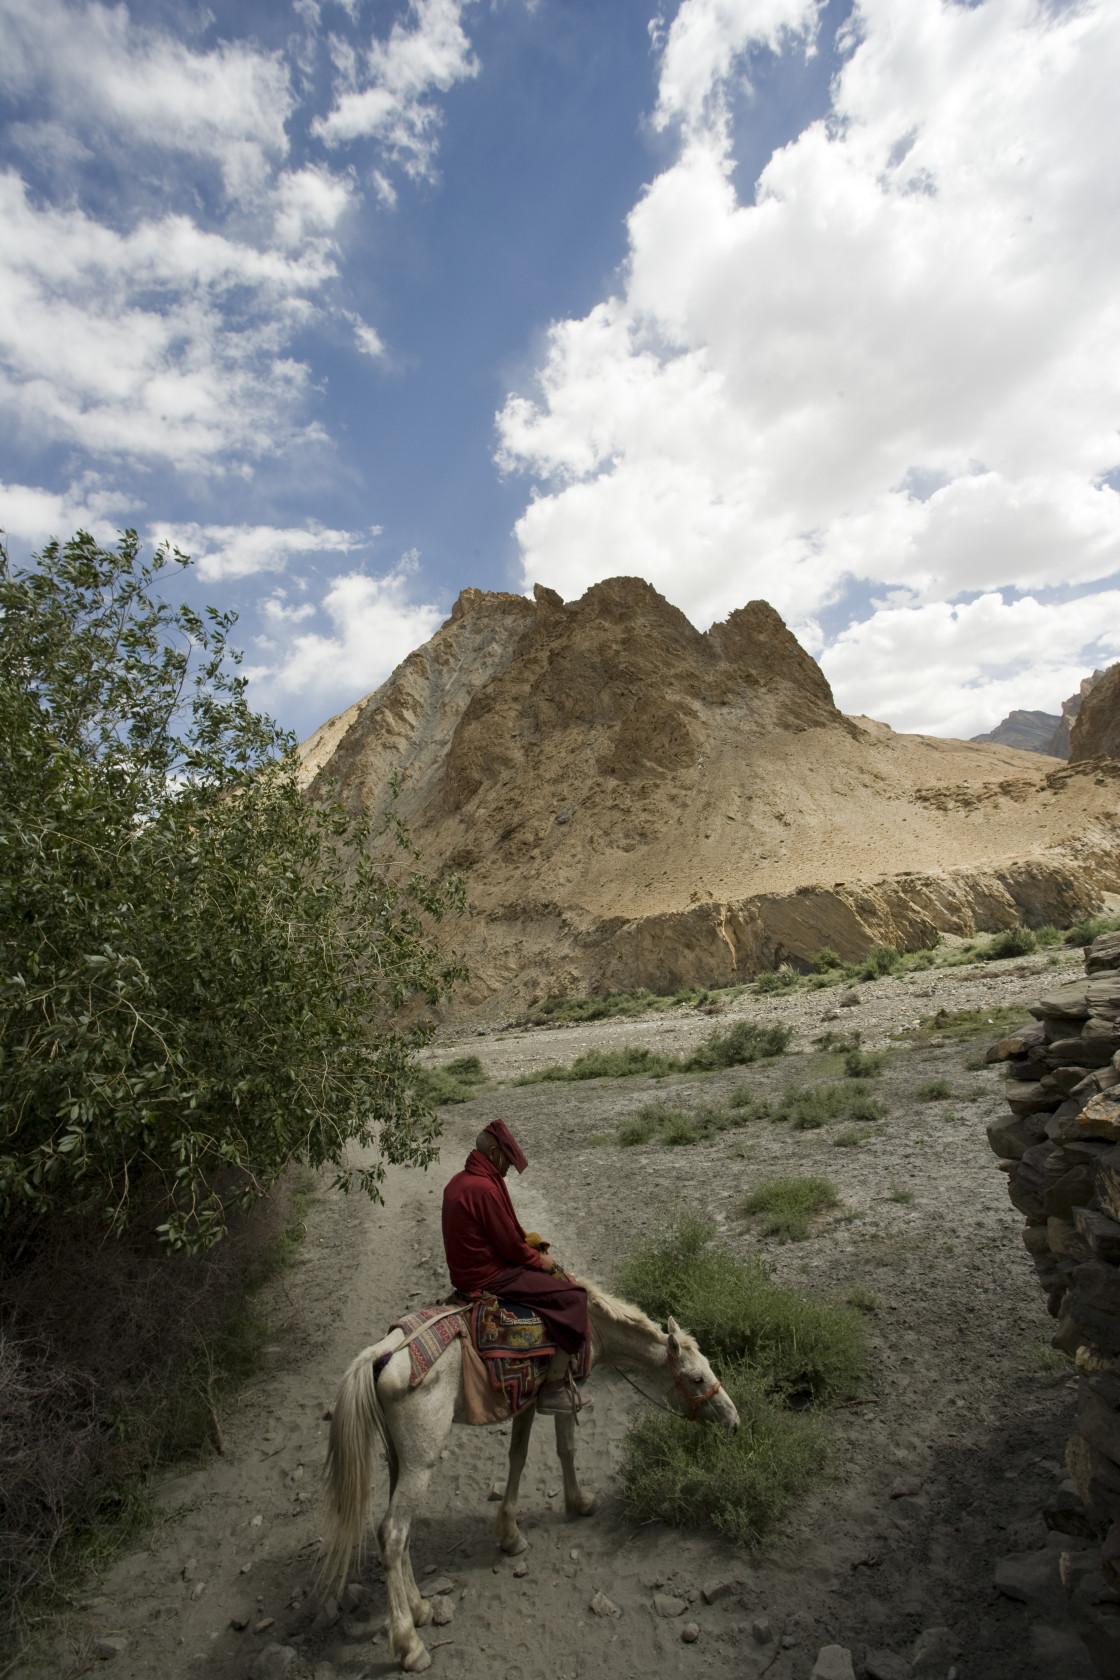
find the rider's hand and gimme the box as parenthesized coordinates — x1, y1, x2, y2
(538, 1251, 559, 1274)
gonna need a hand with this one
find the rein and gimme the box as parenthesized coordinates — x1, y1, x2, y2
(607, 1344, 724, 1421)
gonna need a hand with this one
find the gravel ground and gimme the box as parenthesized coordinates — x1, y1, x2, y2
(54, 949, 1099, 1680)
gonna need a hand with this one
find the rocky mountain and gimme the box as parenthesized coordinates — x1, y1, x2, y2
(300, 579, 1120, 1020)
(1072, 664, 1120, 761)
(970, 709, 1061, 755)
(973, 669, 1110, 759)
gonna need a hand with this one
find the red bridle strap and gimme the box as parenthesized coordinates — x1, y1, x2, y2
(667, 1346, 723, 1420)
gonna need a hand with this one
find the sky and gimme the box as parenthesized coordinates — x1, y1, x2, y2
(2, 0, 1119, 745)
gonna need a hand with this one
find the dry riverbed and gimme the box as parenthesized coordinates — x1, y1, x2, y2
(44, 951, 1097, 1680)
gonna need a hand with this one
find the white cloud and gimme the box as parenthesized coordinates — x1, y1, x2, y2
(0, 171, 337, 468)
(313, 0, 479, 179)
(0, 0, 293, 201)
(822, 591, 1120, 738)
(497, 0, 1120, 733)
(246, 556, 445, 713)
(0, 476, 132, 549)
(156, 521, 375, 581)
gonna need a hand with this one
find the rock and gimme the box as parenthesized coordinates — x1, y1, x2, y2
(249, 1646, 297, 1680)
(92, 1637, 128, 1660)
(1075, 1208, 1120, 1264)
(511, 1563, 528, 1579)
(988, 1023, 1048, 1062)
(1050, 1038, 1116, 1068)
(752, 1616, 773, 1643)
(252, 1618, 275, 1634)
(654, 1593, 688, 1617)
(987, 1114, 1036, 1159)
(1044, 1165, 1096, 1219)
(487, 1481, 504, 1500)
(1077, 1092, 1120, 1142)
(1087, 930, 1120, 973)
(839, 992, 861, 1008)
(181, 1557, 197, 1582)
(1032, 982, 1092, 1022)
(590, 1590, 621, 1619)
(864, 1652, 912, 1680)
(1006, 1082, 1062, 1116)
(889, 1476, 923, 1499)
(310, 1597, 339, 1633)
(681, 1622, 700, 1643)
(911, 1627, 961, 1672)
(312, 1664, 338, 1680)
(424, 1577, 454, 1596)
(994, 1550, 1059, 1606)
(701, 1580, 732, 1604)
(230, 1614, 250, 1632)
(430, 1596, 454, 1626)
(339, 1582, 369, 1613)
(1043, 1480, 1101, 1539)
(809, 1645, 855, 1680)
(1027, 1621, 1097, 1676)
(1070, 1260, 1120, 1354)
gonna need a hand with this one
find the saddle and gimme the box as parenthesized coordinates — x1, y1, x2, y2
(380, 1292, 583, 1424)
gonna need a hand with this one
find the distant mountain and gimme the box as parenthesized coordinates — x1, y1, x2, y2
(972, 671, 1107, 759)
(970, 709, 1060, 755)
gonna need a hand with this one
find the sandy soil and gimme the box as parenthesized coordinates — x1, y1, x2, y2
(54, 952, 1102, 1680)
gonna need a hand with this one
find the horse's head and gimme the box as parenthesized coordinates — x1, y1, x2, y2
(664, 1318, 739, 1432)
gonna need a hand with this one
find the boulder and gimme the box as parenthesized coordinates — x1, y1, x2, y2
(1070, 1261, 1120, 1354)
(1049, 1038, 1116, 1068)
(1075, 1208, 1120, 1266)
(1031, 982, 1092, 1022)
(1007, 1082, 1063, 1116)
(911, 1626, 960, 1671)
(1087, 931, 1120, 974)
(810, 1647, 855, 1680)
(1095, 1150, 1120, 1224)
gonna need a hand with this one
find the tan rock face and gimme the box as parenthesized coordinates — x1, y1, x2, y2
(1072, 664, 1120, 763)
(300, 577, 1120, 1020)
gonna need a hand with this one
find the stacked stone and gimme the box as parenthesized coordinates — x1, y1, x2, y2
(987, 929, 1120, 1673)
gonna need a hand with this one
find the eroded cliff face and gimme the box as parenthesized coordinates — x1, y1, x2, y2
(1073, 665, 1120, 763)
(300, 579, 1120, 1020)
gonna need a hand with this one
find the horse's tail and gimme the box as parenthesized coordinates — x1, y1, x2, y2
(319, 1339, 395, 1597)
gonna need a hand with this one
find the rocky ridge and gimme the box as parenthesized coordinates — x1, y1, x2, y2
(987, 930, 1120, 1675)
(300, 579, 1120, 1021)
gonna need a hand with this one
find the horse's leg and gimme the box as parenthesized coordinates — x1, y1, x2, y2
(495, 1404, 536, 1555)
(376, 1353, 456, 1674)
(554, 1410, 597, 1517)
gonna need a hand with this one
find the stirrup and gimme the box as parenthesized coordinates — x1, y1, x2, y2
(536, 1369, 593, 1416)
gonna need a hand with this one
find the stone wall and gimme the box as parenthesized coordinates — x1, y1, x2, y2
(987, 929, 1120, 1675)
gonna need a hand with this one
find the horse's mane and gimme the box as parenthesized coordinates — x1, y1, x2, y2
(572, 1275, 700, 1352)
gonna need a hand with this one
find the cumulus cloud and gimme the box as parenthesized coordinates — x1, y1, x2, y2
(498, 0, 1120, 732)
(313, 0, 479, 178)
(155, 521, 375, 581)
(0, 476, 132, 549)
(246, 557, 445, 717)
(0, 0, 293, 201)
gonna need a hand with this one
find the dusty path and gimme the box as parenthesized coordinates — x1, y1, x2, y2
(66, 954, 1103, 1680)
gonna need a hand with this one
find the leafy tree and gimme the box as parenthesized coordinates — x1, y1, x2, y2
(0, 531, 465, 1253)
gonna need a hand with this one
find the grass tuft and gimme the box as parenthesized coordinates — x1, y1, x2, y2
(516, 1020, 792, 1086)
(616, 1214, 864, 1401)
(772, 1082, 886, 1131)
(617, 1365, 831, 1546)
(1065, 912, 1120, 948)
(916, 1078, 952, 1101)
(740, 1176, 842, 1242)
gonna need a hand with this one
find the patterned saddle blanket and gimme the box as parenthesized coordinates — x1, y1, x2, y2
(378, 1290, 587, 1416)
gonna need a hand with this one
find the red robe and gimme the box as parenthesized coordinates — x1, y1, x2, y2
(441, 1150, 589, 1355)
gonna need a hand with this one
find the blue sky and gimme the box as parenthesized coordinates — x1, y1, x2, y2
(2, 0, 1119, 744)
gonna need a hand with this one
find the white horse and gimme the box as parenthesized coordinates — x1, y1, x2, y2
(320, 1277, 740, 1673)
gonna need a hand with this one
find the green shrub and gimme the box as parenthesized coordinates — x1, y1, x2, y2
(888, 1183, 915, 1204)
(686, 1020, 793, 1069)
(833, 1126, 873, 1148)
(662, 1115, 701, 1146)
(772, 1083, 886, 1130)
(755, 968, 802, 994)
(519, 1020, 792, 1085)
(617, 1365, 831, 1545)
(843, 1046, 884, 1078)
(1034, 924, 1063, 948)
(0, 532, 465, 1254)
(740, 1177, 842, 1242)
(977, 926, 1036, 960)
(416, 1069, 475, 1106)
(810, 947, 844, 972)
(1065, 913, 1120, 947)
(858, 944, 901, 979)
(444, 1055, 487, 1082)
(615, 1214, 864, 1400)
(916, 1078, 952, 1101)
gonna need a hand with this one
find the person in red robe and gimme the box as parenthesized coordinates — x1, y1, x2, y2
(441, 1119, 590, 1413)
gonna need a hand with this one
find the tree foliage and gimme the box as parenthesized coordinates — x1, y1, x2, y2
(0, 531, 465, 1252)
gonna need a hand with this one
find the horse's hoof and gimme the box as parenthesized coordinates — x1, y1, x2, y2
(568, 1491, 598, 1517)
(499, 1532, 529, 1556)
(401, 1637, 432, 1672)
(413, 1598, 432, 1627)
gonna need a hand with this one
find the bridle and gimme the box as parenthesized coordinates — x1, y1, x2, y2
(666, 1344, 723, 1421)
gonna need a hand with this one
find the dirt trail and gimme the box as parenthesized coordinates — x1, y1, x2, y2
(64, 956, 1104, 1680)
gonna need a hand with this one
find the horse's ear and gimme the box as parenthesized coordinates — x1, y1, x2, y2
(666, 1316, 681, 1353)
